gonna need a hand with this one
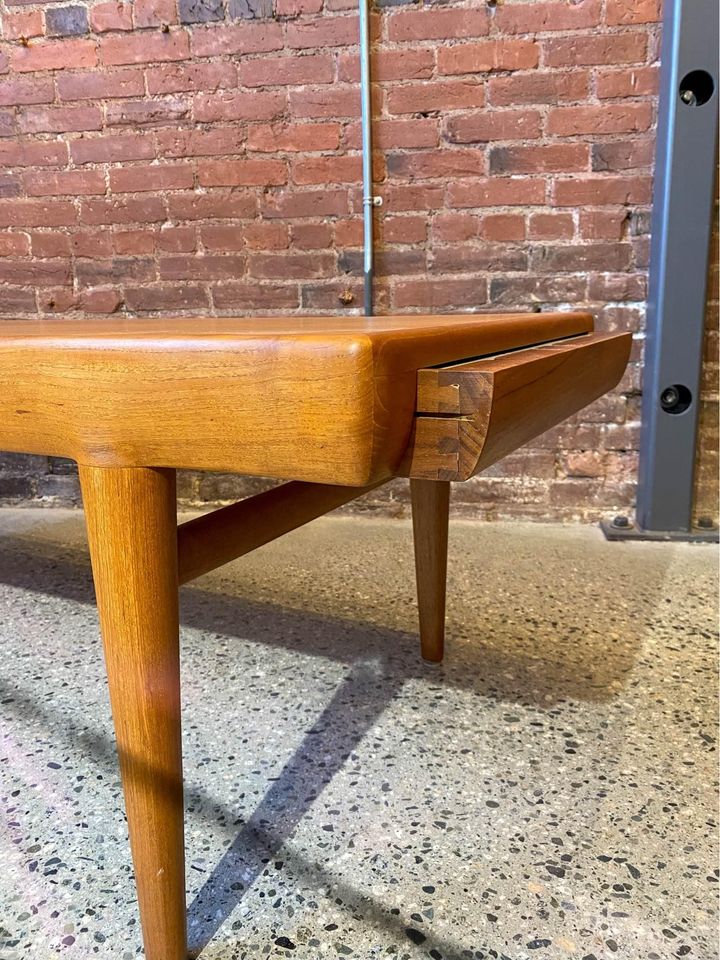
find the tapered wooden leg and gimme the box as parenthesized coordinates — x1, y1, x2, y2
(410, 479, 450, 663)
(79, 465, 187, 960)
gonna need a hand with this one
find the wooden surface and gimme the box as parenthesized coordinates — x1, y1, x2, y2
(80, 466, 187, 960)
(403, 331, 632, 481)
(178, 479, 383, 584)
(411, 479, 450, 663)
(0, 312, 592, 486)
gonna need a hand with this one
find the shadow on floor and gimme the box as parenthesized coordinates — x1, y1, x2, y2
(0, 524, 664, 958)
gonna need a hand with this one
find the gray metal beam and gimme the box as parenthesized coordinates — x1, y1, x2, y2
(636, 0, 718, 533)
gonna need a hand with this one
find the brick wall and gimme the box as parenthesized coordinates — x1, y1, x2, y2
(0, 0, 713, 521)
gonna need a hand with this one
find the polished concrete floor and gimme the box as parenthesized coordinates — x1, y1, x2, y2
(0, 508, 717, 960)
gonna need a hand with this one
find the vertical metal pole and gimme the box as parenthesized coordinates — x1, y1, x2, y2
(636, 0, 718, 532)
(359, 0, 375, 317)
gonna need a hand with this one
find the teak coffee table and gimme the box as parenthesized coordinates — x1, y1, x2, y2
(0, 313, 630, 958)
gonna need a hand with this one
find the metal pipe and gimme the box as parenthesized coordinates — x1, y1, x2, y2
(359, 0, 376, 317)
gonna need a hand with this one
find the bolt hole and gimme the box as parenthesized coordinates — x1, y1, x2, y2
(660, 383, 692, 415)
(679, 70, 714, 107)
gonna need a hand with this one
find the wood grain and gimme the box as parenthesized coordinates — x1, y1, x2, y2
(79, 465, 187, 960)
(0, 312, 592, 486)
(403, 331, 632, 481)
(411, 479, 451, 663)
(178, 479, 384, 584)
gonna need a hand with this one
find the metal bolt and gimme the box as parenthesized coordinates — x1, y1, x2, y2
(680, 88, 697, 106)
(612, 515, 630, 528)
(661, 386, 680, 408)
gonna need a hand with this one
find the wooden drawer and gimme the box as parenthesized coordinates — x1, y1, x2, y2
(401, 331, 632, 481)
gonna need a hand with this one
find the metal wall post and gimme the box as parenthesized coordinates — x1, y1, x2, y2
(632, 0, 718, 536)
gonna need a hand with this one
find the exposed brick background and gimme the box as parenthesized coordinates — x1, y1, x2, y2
(0, 0, 715, 522)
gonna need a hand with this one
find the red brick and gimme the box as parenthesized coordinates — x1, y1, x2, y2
(0, 259, 71, 286)
(242, 222, 289, 250)
(133, 0, 177, 28)
(81, 196, 167, 225)
(0, 51, 7, 76)
(446, 109, 542, 144)
(0, 140, 67, 167)
(438, 40, 539, 76)
(71, 231, 114, 257)
(495, 0, 601, 34)
(489, 71, 589, 107)
(57, 68, 144, 101)
(159, 254, 245, 280)
(553, 175, 652, 206)
(167, 192, 258, 220)
(261, 188, 348, 219)
(90, 2, 134, 33)
(289, 85, 362, 119)
(100, 31, 189, 66)
(344, 117, 438, 150)
(490, 274, 587, 306)
(597, 66, 659, 99)
(157, 225, 195, 252)
(588, 272, 646, 301)
(199, 225, 245, 251)
(338, 49, 433, 83)
(0, 110, 16, 137)
(579, 208, 628, 240)
(393, 277, 488, 310)
(592, 137, 654, 172)
(25, 170, 106, 197)
(290, 222, 332, 249)
(145, 61, 236, 94)
(124, 284, 210, 311)
(106, 97, 189, 126)
(0, 77, 54, 106)
(238, 54, 333, 87)
(548, 103, 653, 136)
(80, 287, 124, 314)
(291, 154, 370, 187)
(19, 104, 102, 134)
(156, 127, 245, 158)
(212, 281, 298, 310)
(481, 213, 525, 242)
(489, 144, 589, 175)
(433, 244, 527, 273)
(531, 241, 632, 272)
(387, 80, 484, 115)
(387, 8, 488, 42)
(11, 39, 97, 72)
(382, 184, 444, 212)
(387, 148, 484, 180)
(248, 121, 340, 153)
(198, 158, 287, 187)
(194, 90, 286, 122)
(2, 10, 43, 40)
(71, 133, 155, 164)
(528, 212, 574, 240)
(248, 251, 334, 279)
(285, 15, 358, 48)
(333, 218, 363, 246)
(276, 0, 322, 13)
(76, 256, 155, 286)
(0, 172, 21, 197)
(449, 178, 546, 208)
(544, 34, 647, 68)
(606, 0, 661, 25)
(191, 22, 283, 57)
(432, 212, 479, 242)
(0, 232, 30, 255)
(110, 163, 194, 193)
(382, 216, 427, 245)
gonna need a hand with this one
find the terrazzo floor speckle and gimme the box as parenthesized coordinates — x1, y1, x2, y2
(0, 508, 717, 960)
